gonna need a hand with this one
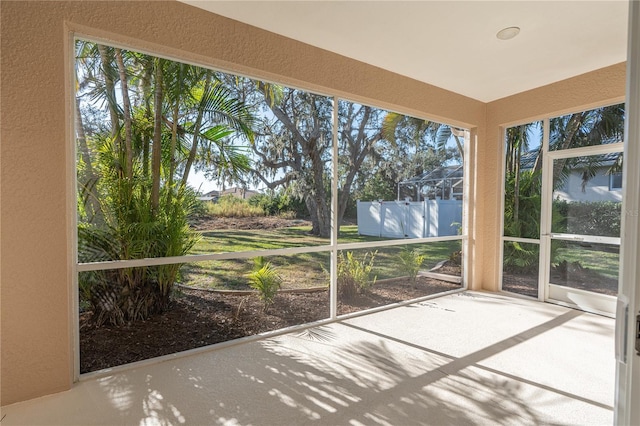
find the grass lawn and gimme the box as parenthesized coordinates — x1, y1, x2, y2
(181, 225, 461, 290)
(554, 244, 619, 280)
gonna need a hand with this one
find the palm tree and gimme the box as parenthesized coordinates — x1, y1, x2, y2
(549, 105, 624, 190)
(75, 41, 256, 325)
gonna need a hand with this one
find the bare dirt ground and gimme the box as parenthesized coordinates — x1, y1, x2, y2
(190, 216, 311, 231)
(503, 262, 618, 298)
(80, 275, 461, 373)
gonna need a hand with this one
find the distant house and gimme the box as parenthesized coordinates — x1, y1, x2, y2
(197, 189, 221, 202)
(199, 187, 261, 201)
(398, 165, 464, 201)
(521, 149, 623, 203)
(555, 167, 622, 203)
(220, 187, 261, 200)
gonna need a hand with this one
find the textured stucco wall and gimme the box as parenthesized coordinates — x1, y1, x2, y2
(480, 63, 626, 291)
(0, 1, 485, 405)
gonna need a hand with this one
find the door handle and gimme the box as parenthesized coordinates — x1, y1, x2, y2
(636, 313, 640, 356)
(616, 295, 629, 364)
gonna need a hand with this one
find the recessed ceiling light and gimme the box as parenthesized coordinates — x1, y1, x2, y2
(497, 26, 520, 40)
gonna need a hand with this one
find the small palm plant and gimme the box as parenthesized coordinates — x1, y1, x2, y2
(247, 257, 282, 311)
(397, 247, 426, 288)
(338, 251, 377, 299)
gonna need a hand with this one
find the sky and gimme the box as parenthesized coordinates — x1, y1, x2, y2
(187, 169, 217, 194)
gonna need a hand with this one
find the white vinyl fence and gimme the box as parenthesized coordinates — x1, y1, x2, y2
(356, 200, 462, 238)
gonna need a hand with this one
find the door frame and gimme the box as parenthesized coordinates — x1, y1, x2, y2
(615, 0, 640, 423)
(541, 142, 623, 317)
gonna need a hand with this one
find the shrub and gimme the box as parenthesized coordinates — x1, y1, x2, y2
(553, 200, 621, 237)
(338, 251, 377, 299)
(503, 241, 539, 273)
(189, 198, 210, 220)
(78, 182, 200, 326)
(248, 191, 307, 218)
(397, 247, 426, 288)
(247, 257, 282, 311)
(449, 250, 462, 265)
(503, 170, 542, 240)
(206, 194, 265, 217)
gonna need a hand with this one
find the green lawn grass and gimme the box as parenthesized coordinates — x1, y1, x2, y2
(554, 244, 619, 280)
(180, 224, 461, 290)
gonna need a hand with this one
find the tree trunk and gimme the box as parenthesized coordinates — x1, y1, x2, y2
(310, 152, 331, 238)
(166, 97, 179, 206)
(513, 127, 523, 223)
(141, 64, 153, 200)
(89, 267, 171, 326)
(151, 59, 163, 215)
(181, 72, 212, 189)
(114, 48, 133, 180)
(97, 45, 122, 155)
(257, 83, 332, 237)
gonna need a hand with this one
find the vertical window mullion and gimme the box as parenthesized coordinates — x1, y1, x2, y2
(330, 96, 339, 318)
(539, 118, 552, 301)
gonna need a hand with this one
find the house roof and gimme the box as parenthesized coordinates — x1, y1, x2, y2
(401, 165, 463, 185)
(520, 137, 623, 170)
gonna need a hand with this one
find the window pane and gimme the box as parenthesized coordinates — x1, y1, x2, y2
(551, 154, 622, 237)
(337, 241, 462, 316)
(80, 253, 330, 372)
(76, 40, 332, 263)
(549, 103, 624, 151)
(503, 122, 542, 239)
(549, 242, 619, 296)
(337, 100, 464, 243)
(609, 172, 623, 190)
(502, 241, 539, 298)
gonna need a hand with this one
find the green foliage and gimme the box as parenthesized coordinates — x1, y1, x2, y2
(449, 250, 462, 265)
(205, 194, 265, 217)
(75, 41, 257, 326)
(248, 191, 307, 218)
(189, 197, 210, 219)
(353, 173, 397, 204)
(553, 200, 621, 237)
(338, 251, 377, 299)
(503, 170, 542, 240)
(397, 247, 426, 288)
(247, 257, 282, 310)
(78, 146, 200, 325)
(503, 242, 539, 273)
(503, 169, 543, 271)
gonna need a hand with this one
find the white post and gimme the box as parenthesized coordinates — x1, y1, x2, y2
(539, 118, 551, 302)
(615, 1, 640, 423)
(330, 97, 339, 319)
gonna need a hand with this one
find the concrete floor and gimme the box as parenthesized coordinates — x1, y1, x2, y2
(1, 291, 615, 425)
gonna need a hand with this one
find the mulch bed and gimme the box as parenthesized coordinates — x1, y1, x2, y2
(190, 216, 311, 231)
(503, 263, 618, 298)
(80, 275, 461, 373)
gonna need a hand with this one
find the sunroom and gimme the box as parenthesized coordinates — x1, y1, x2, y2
(1, 1, 639, 424)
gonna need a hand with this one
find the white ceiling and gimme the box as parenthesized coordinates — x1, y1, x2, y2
(180, 1, 629, 102)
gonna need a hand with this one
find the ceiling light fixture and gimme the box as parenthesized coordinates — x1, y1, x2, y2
(496, 26, 520, 40)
